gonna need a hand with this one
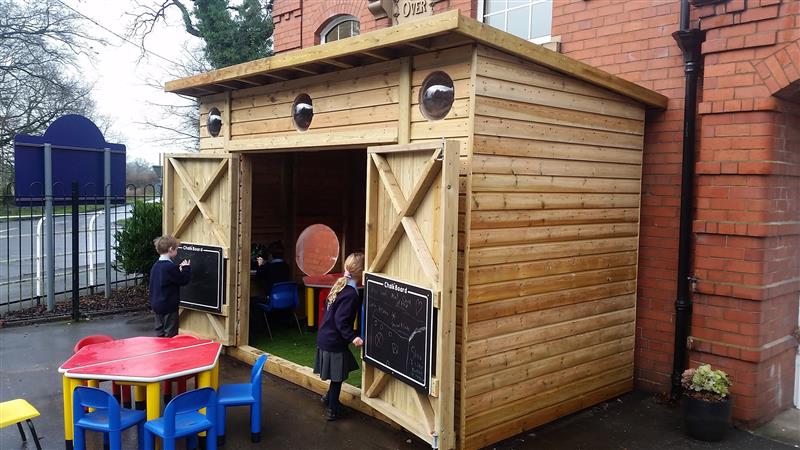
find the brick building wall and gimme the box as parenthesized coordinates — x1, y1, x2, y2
(552, 0, 800, 425)
(272, 0, 478, 53)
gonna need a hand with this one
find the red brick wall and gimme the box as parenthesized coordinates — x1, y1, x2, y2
(553, 0, 800, 425)
(272, 0, 478, 53)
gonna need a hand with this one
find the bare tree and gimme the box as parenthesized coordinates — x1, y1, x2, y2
(0, 0, 109, 186)
(137, 43, 210, 152)
(126, 157, 160, 188)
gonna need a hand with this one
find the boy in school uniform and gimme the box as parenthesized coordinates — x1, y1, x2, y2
(149, 235, 191, 337)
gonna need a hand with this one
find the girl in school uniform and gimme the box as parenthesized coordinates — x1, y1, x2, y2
(313, 252, 365, 421)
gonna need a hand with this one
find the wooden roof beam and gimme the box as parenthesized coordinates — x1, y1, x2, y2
(213, 81, 246, 90)
(404, 39, 432, 51)
(290, 66, 320, 75)
(361, 49, 394, 61)
(321, 58, 354, 69)
(263, 72, 290, 81)
(235, 78, 263, 86)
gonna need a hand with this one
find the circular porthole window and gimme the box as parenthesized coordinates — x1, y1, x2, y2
(419, 71, 455, 121)
(207, 107, 222, 137)
(292, 94, 314, 131)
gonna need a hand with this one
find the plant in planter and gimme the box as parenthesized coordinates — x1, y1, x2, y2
(681, 364, 733, 441)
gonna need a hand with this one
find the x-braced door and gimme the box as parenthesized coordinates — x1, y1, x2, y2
(163, 153, 239, 345)
(362, 140, 459, 449)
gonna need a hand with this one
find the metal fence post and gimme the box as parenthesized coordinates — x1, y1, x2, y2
(104, 148, 111, 299)
(71, 182, 80, 321)
(44, 143, 55, 310)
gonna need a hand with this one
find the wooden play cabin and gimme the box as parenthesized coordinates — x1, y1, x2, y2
(164, 10, 667, 450)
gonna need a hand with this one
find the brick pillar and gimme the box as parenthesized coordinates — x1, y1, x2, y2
(689, 0, 800, 426)
(553, 0, 800, 426)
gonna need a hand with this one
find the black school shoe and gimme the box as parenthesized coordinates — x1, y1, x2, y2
(326, 408, 338, 421)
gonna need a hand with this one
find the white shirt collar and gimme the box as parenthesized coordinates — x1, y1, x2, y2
(159, 255, 172, 262)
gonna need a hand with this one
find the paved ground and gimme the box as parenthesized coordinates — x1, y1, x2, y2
(1, 313, 796, 450)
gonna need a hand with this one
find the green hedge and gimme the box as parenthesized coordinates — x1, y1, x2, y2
(113, 201, 163, 281)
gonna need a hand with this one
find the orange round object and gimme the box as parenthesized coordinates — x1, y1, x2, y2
(295, 224, 339, 276)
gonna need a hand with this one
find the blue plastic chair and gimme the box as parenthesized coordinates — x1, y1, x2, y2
(217, 354, 268, 445)
(72, 386, 145, 450)
(143, 387, 217, 450)
(255, 282, 302, 339)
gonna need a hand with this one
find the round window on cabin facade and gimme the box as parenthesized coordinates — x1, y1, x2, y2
(207, 107, 222, 137)
(292, 94, 314, 132)
(419, 71, 455, 121)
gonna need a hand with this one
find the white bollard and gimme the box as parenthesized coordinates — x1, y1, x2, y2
(88, 213, 100, 287)
(35, 217, 44, 298)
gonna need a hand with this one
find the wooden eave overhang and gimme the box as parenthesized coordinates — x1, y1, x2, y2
(165, 10, 668, 109)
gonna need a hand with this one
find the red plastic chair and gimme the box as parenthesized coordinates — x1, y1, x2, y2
(73, 335, 113, 353)
(162, 334, 201, 401)
(73, 335, 132, 407)
(317, 288, 331, 328)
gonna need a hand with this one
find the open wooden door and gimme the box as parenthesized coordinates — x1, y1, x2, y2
(362, 141, 459, 449)
(163, 153, 239, 345)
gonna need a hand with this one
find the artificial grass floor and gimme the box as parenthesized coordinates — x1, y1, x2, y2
(249, 316, 362, 388)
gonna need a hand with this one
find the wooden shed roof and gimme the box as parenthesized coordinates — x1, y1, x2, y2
(165, 10, 667, 109)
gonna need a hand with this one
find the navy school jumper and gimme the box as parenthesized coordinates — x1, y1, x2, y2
(148, 260, 191, 314)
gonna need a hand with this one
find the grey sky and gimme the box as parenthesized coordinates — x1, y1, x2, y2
(70, 0, 200, 165)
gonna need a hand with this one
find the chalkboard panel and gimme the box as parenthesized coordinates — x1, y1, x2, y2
(363, 273, 436, 392)
(177, 243, 225, 314)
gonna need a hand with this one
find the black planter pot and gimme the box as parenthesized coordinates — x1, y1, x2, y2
(683, 394, 732, 441)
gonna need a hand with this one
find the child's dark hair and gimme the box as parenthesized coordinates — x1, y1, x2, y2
(268, 241, 284, 259)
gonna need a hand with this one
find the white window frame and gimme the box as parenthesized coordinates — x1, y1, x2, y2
(476, 0, 552, 44)
(319, 15, 360, 44)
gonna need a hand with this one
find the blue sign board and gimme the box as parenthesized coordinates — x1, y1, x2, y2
(14, 114, 126, 205)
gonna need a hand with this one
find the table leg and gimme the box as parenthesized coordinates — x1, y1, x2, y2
(146, 382, 162, 450)
(305, 287, 314, 327)
(197, 369, 212, 438)
(62, 375, 72, 450)
(134, 385, 146, 410)
(86, 380, 99, 412)
(211, 362, 220, 390)
(62, 377, 81, 450)
(145, 382, 161, 421)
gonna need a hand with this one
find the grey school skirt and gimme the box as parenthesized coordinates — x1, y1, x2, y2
(314, 348, 359, 382)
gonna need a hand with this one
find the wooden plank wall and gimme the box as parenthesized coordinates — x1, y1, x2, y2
(198, 60, 403, 151)
(463, 45, 646, 450)
(250, 154, 288, 247)
(410, 46, 474, 449)
(410, 46, 472, 157)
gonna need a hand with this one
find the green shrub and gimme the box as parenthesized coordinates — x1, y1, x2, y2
(113, 201, 163, 281)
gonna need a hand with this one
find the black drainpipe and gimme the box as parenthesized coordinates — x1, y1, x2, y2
(670, 0, 706, 399)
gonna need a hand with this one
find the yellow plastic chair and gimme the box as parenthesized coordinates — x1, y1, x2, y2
(0, 399, 42, 450)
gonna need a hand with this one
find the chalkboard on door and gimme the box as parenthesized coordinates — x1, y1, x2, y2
(177, 243, 225, 314)
(363, 272, 436, 392)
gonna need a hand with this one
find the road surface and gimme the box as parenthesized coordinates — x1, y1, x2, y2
(0, 203, 138, 311)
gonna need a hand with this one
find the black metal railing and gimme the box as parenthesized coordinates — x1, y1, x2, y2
(1, 182, 160, 313)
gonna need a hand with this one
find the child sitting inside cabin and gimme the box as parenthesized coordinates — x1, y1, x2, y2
(255, 241, 291, 299)
(149, 235, 191, 337)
